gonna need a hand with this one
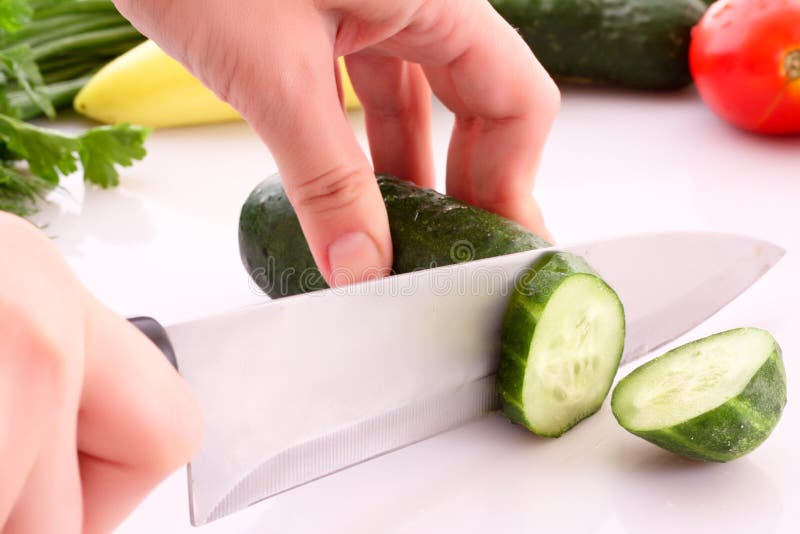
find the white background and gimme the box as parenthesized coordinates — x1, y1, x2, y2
(35, 86, 799, 533)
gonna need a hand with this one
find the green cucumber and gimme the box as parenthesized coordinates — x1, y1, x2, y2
(239, 174, 550, 298)
(612, 328, 787, 462)
(490, 0, 708, 90)
(498, 252, 626, 437)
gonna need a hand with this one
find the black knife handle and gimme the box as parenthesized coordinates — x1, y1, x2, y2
(128, 316, 179, 371)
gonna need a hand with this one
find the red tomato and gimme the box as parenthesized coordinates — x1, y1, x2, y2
(690, 0, 800, 134)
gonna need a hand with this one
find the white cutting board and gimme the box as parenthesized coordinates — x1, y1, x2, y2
(33, 88, 800, 533)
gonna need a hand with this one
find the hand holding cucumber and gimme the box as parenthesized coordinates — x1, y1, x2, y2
(113, 0, 560, 285)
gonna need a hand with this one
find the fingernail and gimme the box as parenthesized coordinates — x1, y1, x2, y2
(327, 232, 388, 287)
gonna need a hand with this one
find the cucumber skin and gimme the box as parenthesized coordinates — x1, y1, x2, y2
(612, 329, 787, 462)
(498, 253, 625, 437)
(490, 0, 708, 90)
(239, 175, 550, 298)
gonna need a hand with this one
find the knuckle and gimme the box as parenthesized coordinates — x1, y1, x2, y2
(178, 25, 238, 102)
(311, 0, 337, 10)
(474, 174, 533, 216)
(542, 75, 561, 116)
(525, 58, 561, 119)
(476, 195, 517, 217)
(194, 38, 243, 106)
(219, 52, 313, 132)
(0, 214, 84, 395)
(370, 99, 411, 121)
(291, 166, 371, 218)
(0, 301, 70, 394)
(109, 0, 140, 21)
(163, 10, 269, 119)
(475, 186, 519, 212)
(112, 0, 184, 36)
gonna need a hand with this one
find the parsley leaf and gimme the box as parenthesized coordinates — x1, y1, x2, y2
(0, 113, 77, 181)
(0, 114, 150, 215)
(0, 1, 151, 217)
(78, 123, 150, 187)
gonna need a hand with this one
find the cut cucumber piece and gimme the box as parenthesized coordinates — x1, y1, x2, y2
(498, 253, 626, 437)
(612, 328, 787, 462)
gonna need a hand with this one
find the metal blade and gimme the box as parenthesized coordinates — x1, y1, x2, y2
(165, 231, 783, 525)
(569, 232, 785, 363)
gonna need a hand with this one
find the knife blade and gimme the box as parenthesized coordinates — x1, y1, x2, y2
(134, 231, 783, 525)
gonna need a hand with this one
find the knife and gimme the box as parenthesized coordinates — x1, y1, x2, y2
(130, 231, 784, 526)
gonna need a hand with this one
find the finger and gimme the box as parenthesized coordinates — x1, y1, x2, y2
(78, 298, 203, 533)
(0, 306, 79, 530)
(0, 214, 86, 531)
(425, 3, 558, 233)
(379, 0, 560, 236)
(0, 306, 53, 524)
(5, 390, 82, 534)
(267, 55, 392, 286)
(226, 9, 391, 284)
(346, 54, 434, 188)
(445, 116, 479, 205)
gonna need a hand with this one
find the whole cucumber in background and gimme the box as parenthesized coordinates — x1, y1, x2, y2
(239, 175, 550, 298)
(490, 0, 708, 89)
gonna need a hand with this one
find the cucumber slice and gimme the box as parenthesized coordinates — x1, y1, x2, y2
(612, 328, 787, 462)
(498, 253, 626, 437)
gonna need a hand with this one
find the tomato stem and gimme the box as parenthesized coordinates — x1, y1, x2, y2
(786, 49, 800, 81)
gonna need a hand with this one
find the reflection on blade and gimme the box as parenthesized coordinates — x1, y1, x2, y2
(572, 232, 785, 363)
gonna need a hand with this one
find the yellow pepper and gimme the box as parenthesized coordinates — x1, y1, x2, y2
(75, 40, 361, 128)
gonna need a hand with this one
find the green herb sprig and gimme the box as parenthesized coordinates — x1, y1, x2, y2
(0, 0, 149, 216)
